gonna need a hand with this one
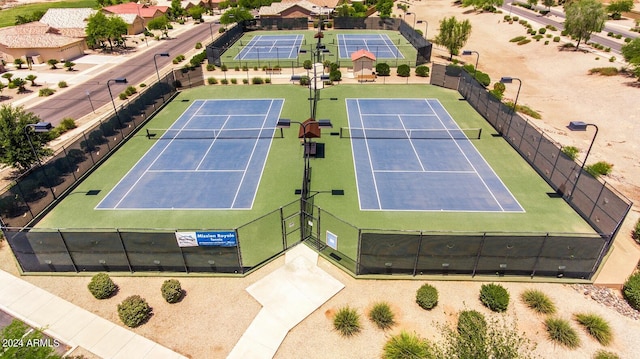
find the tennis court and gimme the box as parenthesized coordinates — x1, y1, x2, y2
(235, 35, 304, 60)
(96, 99, 284, 210)
(345, 98, 524, 212)
(337, 34, 404, 59)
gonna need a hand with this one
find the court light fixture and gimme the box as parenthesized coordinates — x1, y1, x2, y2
(462, 50, 480, 81)
(499, 76, 522, 136)
(107, 77, 128, 127)
(567, 121, 598, 200)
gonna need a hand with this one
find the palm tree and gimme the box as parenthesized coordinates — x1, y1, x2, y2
(13, 58, 25, 69)
(12, 78, 27, 93)
(1, 73, 13, 83)
(25, 74, 37, 86)
(47, 59, 59, 69)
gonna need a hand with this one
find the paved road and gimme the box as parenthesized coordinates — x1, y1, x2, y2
(502, 1, 637, 54)
(28, 22, 220, 126)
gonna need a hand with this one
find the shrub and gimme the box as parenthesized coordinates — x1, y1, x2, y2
(530, 30, 537, 36)
(299, 76, 310, 86)
(38, 88, 55, 97)
(397, 64, 410, 77)
(533, 34, 543, 41)
(221, 79, 228, 85)
(303, 60, 312, 69)
(59, 118, 77, 132)
(561, 146, 580, 160)
(574, 313, 612, 345)
(333, 306, 361, 337)
(623, 272, 640, 310)
(457, 310, 487, 338)
(242, 65, 248, 71)
(593, 350, 620, 359)
(125, 86, 136, 96)
(633, 218, 640, 241)
(545, 317, 580, 349)
(206, 64, 215, 71)
(207, 77, 217, 84)
(546, 25, 557, 31)
(513, 16, 519, 21)
(58, 81, 67, 88)
(265, 78, 271, 84)
(589, 67, 619, 76)
(517, 39, 532, 45)
(480, 283, 509, 312)
(510, 35, 527, 42)
(221, 64, 228, 71)
(376, 63, 391, 76)
(195, 42, 202, 49)
(161, 279, 183, 303)
(329, 70, 342, 82)
(609, 56, 616, 62)
(415, 66, 430, 77)
(117, 295, 151, 328)
(521, 289, 556, 314)
(140, 83, 146, 87)
(382, 331, 433, 359)
(234, 66, 240, 71)
(585, 161, 613, 178)
(242, 78, 248, 84)
(369, 302, 395, 330)
(231, 78, 237, 84)
(416, 283, 438, 310)
(539, 27, 546, 34)
(553, 36, 561, 42)
(544, 40, 549, 45)
(87, 273, 117, 299)
(252, 77, 264, 84)
(625, 37, 632, 43)
(119, 93, 127, 100)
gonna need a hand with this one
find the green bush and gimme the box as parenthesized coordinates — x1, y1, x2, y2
(588, 67, 619, 76)
(195, 42, 202, 49)
(242, 78, 248, 84)
(231, 78, 237, 84)
(539, 27, 547, 34)
(119, 93, 127, 100)
(303, 59, 312, 69)
(118, 295, 151, 328)
(510, 36, 527, 42)
(633, 219, 640, 241)
(265, 78, 271, 84)
(574, 313, 612, 345)
(382, 331, 434, 359)
(416, 283, 438, 310)
(58, 81, 67, 88)
(234, 66, 240, 71)
(480, 283, 509, 312)
(252, 77, 264, 84)
(533, 35, 543, 41)
(125, 86, 136, 96)
(369, 302, 395, 330)
(376, 63, 391, 76)
(544, 40, 550, 45)
(415, 66, 430, 77)
(457, 310, 487, 337)
(221, 64, 228, 71)
(59, 118, 77, 132)
(161, 279, 183, 303)
(553, 36, 561, 42)
(545, 317, 580, 349)
(546, 25, 557, 31)
(87, 273, 117, 299)
(329, 70, 342, 82)
(520, 289, 556, 314)
(561, 146, 580, 160)
(207, 77, 217, 84)
(585, 161, 613, 178)
(517, 39, 532, 45)
(397, 64, 411, 77)
(38, 88, 55, 97)
(221, 79, 228, 85)
(299, 76, 310, 86)
(140, 83, 146, 87)
(623, 272, 640, 310)
(206, 64, 215, 71)
(333, 306, 361, 337)
(593, 350, 620, 359)
(609, 56, 616, 62)
(242, 65, 248, 71)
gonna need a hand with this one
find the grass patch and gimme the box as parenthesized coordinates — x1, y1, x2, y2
(0, 0, 97, 28)
(505, 101, 542, 119)
(585, 161, 613, 178)
(574, 313, 612, 345)
(520, 289, 556, 314)
(333, 306, 361, 337)
(593, 350, 620, 359)
(510, 35, 527, 42)
(382, 331, 433, 359)
(588, 67, 619, 76)
(545, 317, 581, 349)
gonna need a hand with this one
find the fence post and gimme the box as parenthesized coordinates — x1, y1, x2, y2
(356, 229, 362, 275)
(472, 233, 486, 277)
(529, 233, 548, 278)
(412, 231, 424, 276)
(57, 230, 79, 273)
(116, 229, 134, 273)
(235, 228, 244, 274)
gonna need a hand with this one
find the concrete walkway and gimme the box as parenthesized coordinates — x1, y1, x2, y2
(0, 270, 186, 359)
(227, 244, 344, 359)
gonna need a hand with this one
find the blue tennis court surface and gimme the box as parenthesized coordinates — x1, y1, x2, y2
(337, 34, 403, 59)
(97, 99, 284, 210)
(235, 35, 303, 60)
(346, 98, 524, 212)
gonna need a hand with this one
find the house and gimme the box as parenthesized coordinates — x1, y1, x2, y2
(0, 22, 86, 64)
(40, 8, 144, 36)
(102, 3, 169, 27)
(258, 0, 335, 19)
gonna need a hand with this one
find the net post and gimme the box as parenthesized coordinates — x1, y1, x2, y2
(477, 128, 482, 139)
(146, 129, 151, 139)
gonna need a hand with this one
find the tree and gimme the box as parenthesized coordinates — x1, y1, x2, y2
(86, 12, 128, 51)
(0, 104, 52, 171)
(564, 0, 606, 50)
(12, 78, 27, 93)
(2, 73, 13, 83)
(376, 0, 394, 18)
(0, 320, 62, 359)
(607, 0, 633, 19)
(64, 61, 75, 71)
(220, 7, 253, 25)
(434, 17, 472, 60)
(13, 58, 24, 69)
(461, 0, 503, 11)
(147, 14, 169, 34)
(170, 0, 185, 19)
(621, 38, 640, 79)
(542, 0, 556, 10)
(25, 74, 37, 86)
(188, 5, 206, 21)
(47, 59, 59, 69)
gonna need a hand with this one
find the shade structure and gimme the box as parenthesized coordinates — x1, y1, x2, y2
(298, 118, 321, 138)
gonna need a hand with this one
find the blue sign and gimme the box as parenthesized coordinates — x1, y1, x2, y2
(196, 231, 237, 247)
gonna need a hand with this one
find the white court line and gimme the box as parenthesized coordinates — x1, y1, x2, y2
(195, 115, 232, 171)
(398, 115, 426, 172)
(356, 99, 382, 210)
(147, 169, 244, 173)
(374, 169, 476, 173)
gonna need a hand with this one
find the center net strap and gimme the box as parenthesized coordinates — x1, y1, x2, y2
(146, 128, 277, 140)
(339, 127, 482, 140)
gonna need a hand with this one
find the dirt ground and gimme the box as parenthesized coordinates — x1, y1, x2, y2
(1, 0, 640, 358)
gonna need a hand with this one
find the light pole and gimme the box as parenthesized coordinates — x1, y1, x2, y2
(416, 20, 428, 39)
(499, 76, 522, 136)
(24, 122, 55, 199)
(107, 77, 127, 127)
(462, 50, 480, 80)
(154, 52, 170, 84)
(208, 22, 214, 42)
(86, 90, 95, 113)
(567, 121, 599, 199)
(405, 12, 416, 29)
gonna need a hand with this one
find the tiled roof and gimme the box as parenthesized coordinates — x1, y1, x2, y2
(39, 8, 96, 28)
(0, 22, 51, 36)
(116, 13, 142, 25)
(350, 49, 376, 61)
(103, 3, 167, 17)
(259, 0, 335, 16)
(0, 33, 84, 48)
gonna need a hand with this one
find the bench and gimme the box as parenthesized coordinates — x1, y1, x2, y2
(304, 142, 317, 156)
(357, 74, 376, 82)
(265, 68, 282, 74)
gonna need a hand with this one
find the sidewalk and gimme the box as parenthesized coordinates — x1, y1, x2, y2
(0, 270, 186, 358)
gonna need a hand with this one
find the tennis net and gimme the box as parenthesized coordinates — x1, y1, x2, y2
(145, 128, 280, 140)
(339, 127, 482, 140)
